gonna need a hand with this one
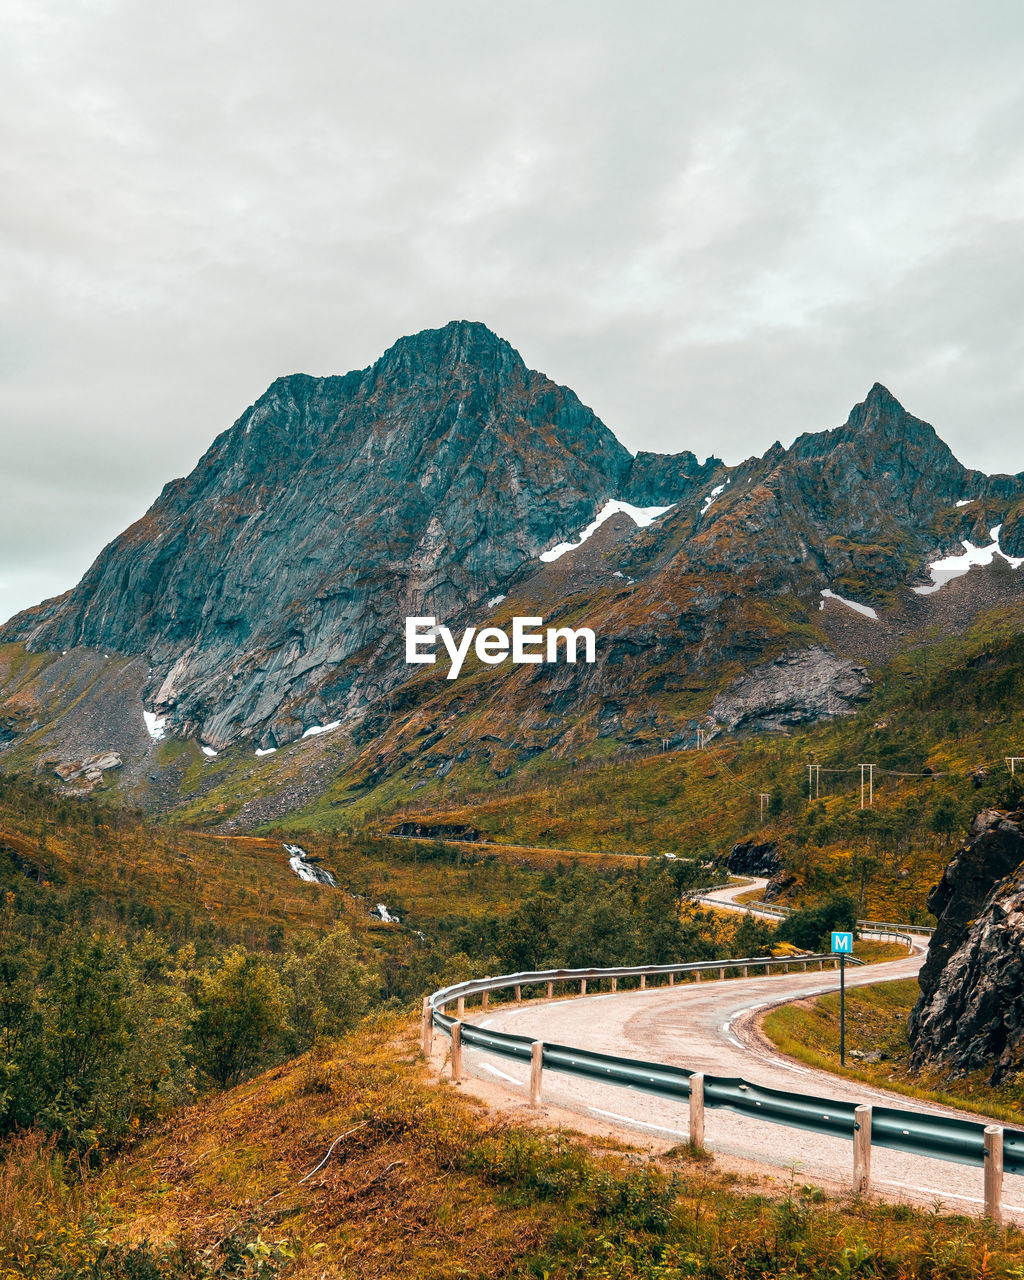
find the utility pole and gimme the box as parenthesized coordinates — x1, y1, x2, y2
(759, 792, 770, 824)
(696, 727, 707, 749)
(859, 763, 875, 809)
(807, 763, 821, 801)
(1007, 758, 1024, 777)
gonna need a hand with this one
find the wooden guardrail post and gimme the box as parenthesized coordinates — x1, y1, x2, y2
(985, 1125, 1004, 1223)
(421, 997, 433, 1056)
(481, 990, 489, 1009)
(668, 971, 675, 986)
(580, 978, 587, 995)
(451, 1022, 463, 1083)
(694, 969, 702, 982)
(742, 964, 748, 977)
(514, 984, 522, 1002)
(546, 980, 554, 998)
(689, 1072, 705, 1148)
(611, 977, 618, 992)
(640, 974, 646, 990)
(457, 995, 465, 1017)
(853, 1105, 871, 1194)
(530, 1041, 543, 1107)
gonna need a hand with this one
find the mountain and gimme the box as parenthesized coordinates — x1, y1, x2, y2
(2, 321, 1024, 821)
(4, 322, 712, 752)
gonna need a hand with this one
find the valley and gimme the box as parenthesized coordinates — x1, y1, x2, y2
(3, 323, 1024, 1275)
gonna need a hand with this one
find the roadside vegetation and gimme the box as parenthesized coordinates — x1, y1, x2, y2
(763, 980, 1024, 1128)
(6, 1014, 1024, 1280)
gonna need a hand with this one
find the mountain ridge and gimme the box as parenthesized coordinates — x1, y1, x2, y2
(3, 321, 1024, 817)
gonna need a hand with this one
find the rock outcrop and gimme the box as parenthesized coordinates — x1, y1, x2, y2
(53, 751, 122, 788)
(727, 840, 782, 878)
(709, 647, 871, 735)
(388, 821, 482, 842)
(908, 807, 1024, 1080)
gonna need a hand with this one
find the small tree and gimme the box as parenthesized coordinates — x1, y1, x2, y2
(776, 893, 858, 952)
(282, 925, 378, 1049)
(188, 948, 288, 1087)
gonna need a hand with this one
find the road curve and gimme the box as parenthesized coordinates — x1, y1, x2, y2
(459, 936, 1024, 1220)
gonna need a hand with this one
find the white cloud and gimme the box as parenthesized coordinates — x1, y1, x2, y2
(2, 1, 1023, 622)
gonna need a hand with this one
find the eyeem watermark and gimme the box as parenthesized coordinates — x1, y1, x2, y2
(406, 616, 596, 680)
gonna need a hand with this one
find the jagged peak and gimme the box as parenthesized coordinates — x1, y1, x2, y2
(375, 319, 524, 380)
(862, 381, 905, 413)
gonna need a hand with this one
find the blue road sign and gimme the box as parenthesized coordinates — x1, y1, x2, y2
(831, 931, 853, 953)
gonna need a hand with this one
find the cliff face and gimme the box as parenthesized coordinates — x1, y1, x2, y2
(2, 321, 1024, 787)
(908, 807, 1024, 1081)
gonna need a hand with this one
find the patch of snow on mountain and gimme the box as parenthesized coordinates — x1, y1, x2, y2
(143, 710, 167, 741)
(819, 589, 878, 620)
(201, 745, 218, 757)
(302, 721, 342, 739)
(913, 524, 1024, 595)
(539, 499, 673, 562)
(955, 499, 974, 508)
(255, 747, 277, 757)
(487, 594, 506, 607)
(700, 479, 729, 516)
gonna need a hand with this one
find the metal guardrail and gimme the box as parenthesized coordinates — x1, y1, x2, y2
(737, 899, 935, 937)
(692, 890, 931, 948)
(424, 957, 1023, 1220)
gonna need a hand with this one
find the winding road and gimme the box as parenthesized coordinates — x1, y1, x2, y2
(455, 881, 1024, 1220)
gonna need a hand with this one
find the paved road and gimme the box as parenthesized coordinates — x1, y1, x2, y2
(458, 900, 1024, 1219)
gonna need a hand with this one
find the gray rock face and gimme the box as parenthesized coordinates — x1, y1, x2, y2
(727, 840, 782, 877)
(908, 808, 1024, 1079)
(709, 646, 871, 735)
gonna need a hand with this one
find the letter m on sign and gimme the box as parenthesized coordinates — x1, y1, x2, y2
(831, 931, 853, 954)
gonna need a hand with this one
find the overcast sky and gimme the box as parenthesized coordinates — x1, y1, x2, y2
(3, 1, 1023, 624)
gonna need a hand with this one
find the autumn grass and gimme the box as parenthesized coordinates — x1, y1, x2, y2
(763, 979, 1024, 1127)
(8, 1014, 1024, 1278)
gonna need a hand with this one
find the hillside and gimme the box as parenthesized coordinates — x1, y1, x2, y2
(7, 1014, 1024, 1280)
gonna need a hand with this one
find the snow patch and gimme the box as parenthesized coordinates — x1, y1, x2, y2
(487, 594, 506, 607)
(700, 479, 730, 516)
(201, 745, 218, 757)
(539, 499, 673, 563)
(302, 721, 341, 739)
(143, 710, 167, 741)
(819, 589, 878, 620)
(255, 747, 277, 757)
(955, 499, 974, 508)
(913, 524, 1024, 595)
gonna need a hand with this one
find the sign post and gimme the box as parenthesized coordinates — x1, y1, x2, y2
(831, 931, 853, 1065)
